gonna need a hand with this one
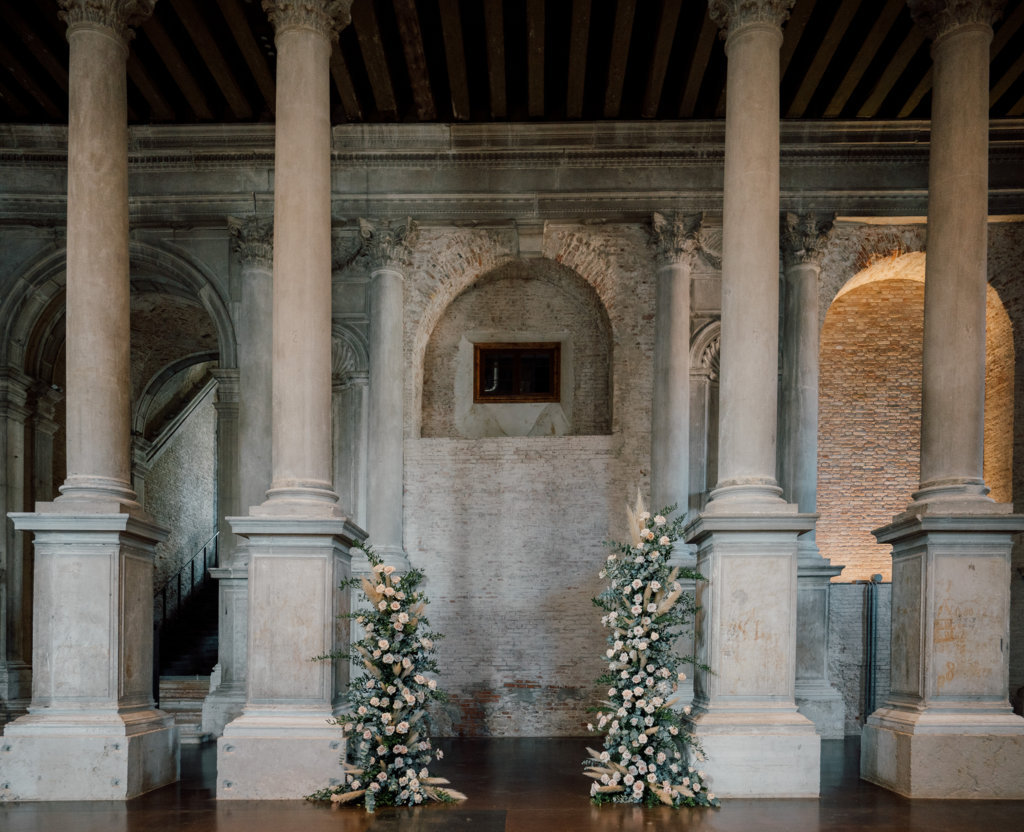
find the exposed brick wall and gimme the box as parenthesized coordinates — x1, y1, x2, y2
(828, 582, 891, 735)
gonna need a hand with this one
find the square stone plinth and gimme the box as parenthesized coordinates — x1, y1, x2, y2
(0, 712, 179, 801)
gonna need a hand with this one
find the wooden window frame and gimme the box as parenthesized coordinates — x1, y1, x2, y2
(473, 342, 561, 404)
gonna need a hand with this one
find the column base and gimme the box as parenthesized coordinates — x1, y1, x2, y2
(796, 682, 846, 740)
(861, 707, 1024, 798)
(687, 708, 821, 797)
(217, 711, 345, 799)
(0, 710, 178, 800)
(202, 682, 246, 738)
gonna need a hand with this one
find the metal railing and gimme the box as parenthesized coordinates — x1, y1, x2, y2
(155, 531, 218, 628)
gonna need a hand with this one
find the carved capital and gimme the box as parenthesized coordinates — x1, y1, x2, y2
(58, 0, 156, 43)
(650, 211, 702, 267)
(228, 215, 273, 270)
(263, 0, 353, 39)
(908, 0, 1004, 41)
(781, 212, 834, 269)
(708, 0, 795, 39)
(359, 217, 417, 273)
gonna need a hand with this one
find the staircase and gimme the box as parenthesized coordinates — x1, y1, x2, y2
(159, 676, 213, 745)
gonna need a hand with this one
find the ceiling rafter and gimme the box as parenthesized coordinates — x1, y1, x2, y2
(526, 0, 545, 118)
(780, 0, 816, 78)
(482, 0, 507, 119)
(438, 0, 470, 121)
(0, 41, 61, 119)
(603, 0, 636, 118)
(0, 3, 68, 95)
(856, 25, 926, 117)
(351, 0, 398, 119)
(173, 0, 252, 120)
(824, 0, 904, 117)
(215, 0, 276, 116)
(642, 0, 681, 118)
(140, 15, 214, 120)
(392, 0, 436, 121)
(678, 7, 716, 118)
(566, 0, 591, 119)
(330, 48, 362, 121)
(127, 54, 175, 121)
(787, 0, 863, 118)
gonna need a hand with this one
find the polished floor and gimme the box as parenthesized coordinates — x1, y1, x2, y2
(2, 737, 1023, 831)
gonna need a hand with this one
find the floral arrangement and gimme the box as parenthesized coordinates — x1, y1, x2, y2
(308, 544, 465, 811)
(584, 492, 719, 808)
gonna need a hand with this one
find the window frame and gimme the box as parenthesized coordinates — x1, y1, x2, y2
(473, 341, 561, 404)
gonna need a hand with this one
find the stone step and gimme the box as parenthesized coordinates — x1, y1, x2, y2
(159, 676, 214, 745)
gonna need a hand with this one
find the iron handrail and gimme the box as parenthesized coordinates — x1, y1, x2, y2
(155, 531, 219, 627)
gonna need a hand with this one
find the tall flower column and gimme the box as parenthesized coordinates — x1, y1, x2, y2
(3, 0, 177, 800)
(779, 213, 845, 739)
(203, 216, 274, 736)
(863, 0, 1024, 798)
(220, 0, 365, 800)
(360, 218, 416, 572)
(683, 0, 820, 798)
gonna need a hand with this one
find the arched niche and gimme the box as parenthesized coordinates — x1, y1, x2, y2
(420, 258, 613, 438)
(817, 251, 1014, 582)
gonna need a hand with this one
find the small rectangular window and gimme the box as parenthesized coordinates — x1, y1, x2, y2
(474, 342, 560, 403)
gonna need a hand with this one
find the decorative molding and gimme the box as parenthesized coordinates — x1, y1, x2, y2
(359, 217, 418, 272)
(58, 0, 155, 42)
(262, 0, 353, 39)
(908, 0, 1004, 41)
(782, 212, 835, 268)
(701, 336, 721, 382)
(227, 215, 273, 270)
(708, 0, 795, 38)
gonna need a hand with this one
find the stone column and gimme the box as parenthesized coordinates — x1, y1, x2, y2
(3, 0, 177, 801)
(220, 0, 364, 800)
(779, 213, 846, 739)
(862, 0, 1024, 798)
(684, 0, 820, 798)
(203, 218, 272, 737)
(333, 363, 369, 532)
(0, 369, 31, 723)
(360, 217, 415, 572)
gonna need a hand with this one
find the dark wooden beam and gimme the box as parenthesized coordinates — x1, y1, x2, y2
(0, 41, 62, 119)
(330, 48, 362, 121)
(0, 3, 68, 94)
(0, 77, 30, 118)
(215, 0, 276, 116)
(824, 0, 903, 117)
(127, 53, 175, 121)
(438, 0, 470, 120)
(482, 0, 507, 119)
(787, 0, 862, 118)
(1009, 91, 1024, 117)
(392, 0, 437, 121)
(603, 0, 636, 118)
(527, 0, 545, 117)
(780, 0, 815, 78)
(856, 25, 926, 117)
(641, 0, 681, 118)
(898, 68, 932, 118)
(174, 0, 252, 119)
(991, 50, 1024, 108)
(350, 0, 398, 119)
(566, 0, 591, 119)
(678, 6, 715, 118)
(141, 15, 214, 120)
(993, 1, 1024, 59)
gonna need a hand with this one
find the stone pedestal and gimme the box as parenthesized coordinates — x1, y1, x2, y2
(201, 565, 248, 737)
(217, 516, 359, 799)
(861, 512, 1024, 798)
(1, 510, 178, 800)
(686, 510, 819, 797)
(795, 545, 845, 738)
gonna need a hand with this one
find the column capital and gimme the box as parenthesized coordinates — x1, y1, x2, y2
(58, 0, 156, 43)
(781, 212, 835, 269)
(228, 215, 273, 270)
(359, 217, 418, 273)
(650, 211, 705, 268)
(908, 0, 1004, 41)
(708, 0, 795, 39)
(262, 0, 353, 40)
(212, 368, 241, 406)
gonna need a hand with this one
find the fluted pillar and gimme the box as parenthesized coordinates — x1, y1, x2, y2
(780, 213, 845, 739)
(3, 0, 177, 801)
(863, 0, 1024, 798)
(360, 218, 415, 572)
(684, 0, 819, 798)
(220, 0, 364, 800)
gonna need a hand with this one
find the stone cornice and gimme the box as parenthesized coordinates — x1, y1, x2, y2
(262, 0, 353, 39)
(782, 212, 835, 268)
(908, 0, 1004, 41)
(58, 0, 156, 43)
(227, 215, 273, 269)
(708, 0, 795, 38)
(359, 218, 417, 272)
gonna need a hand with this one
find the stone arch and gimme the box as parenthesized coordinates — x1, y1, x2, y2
(817, 251, 1013, 582)
(419, 255, 614, 438)
(689, 320, 721, 509)
(133, 351, 220, 440)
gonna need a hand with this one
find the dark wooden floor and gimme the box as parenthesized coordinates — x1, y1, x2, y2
(2, 737, 1023, 831)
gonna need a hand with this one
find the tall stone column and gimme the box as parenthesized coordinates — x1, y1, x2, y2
(3, 0, 177, 801)
(220, 0, 364, 800)
(684, 0, 820, 798)
(360, 218, 415, 572)
(0, 369, 31, 723)
(203, 218, 272, 737)
(779, 213, 846, 739)
(862, 0, 1024, 798)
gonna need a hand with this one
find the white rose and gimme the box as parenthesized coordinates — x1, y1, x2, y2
(383, 565, 396, 575)
(659, 536, 670, 546)
(654, 515, 666, 525)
